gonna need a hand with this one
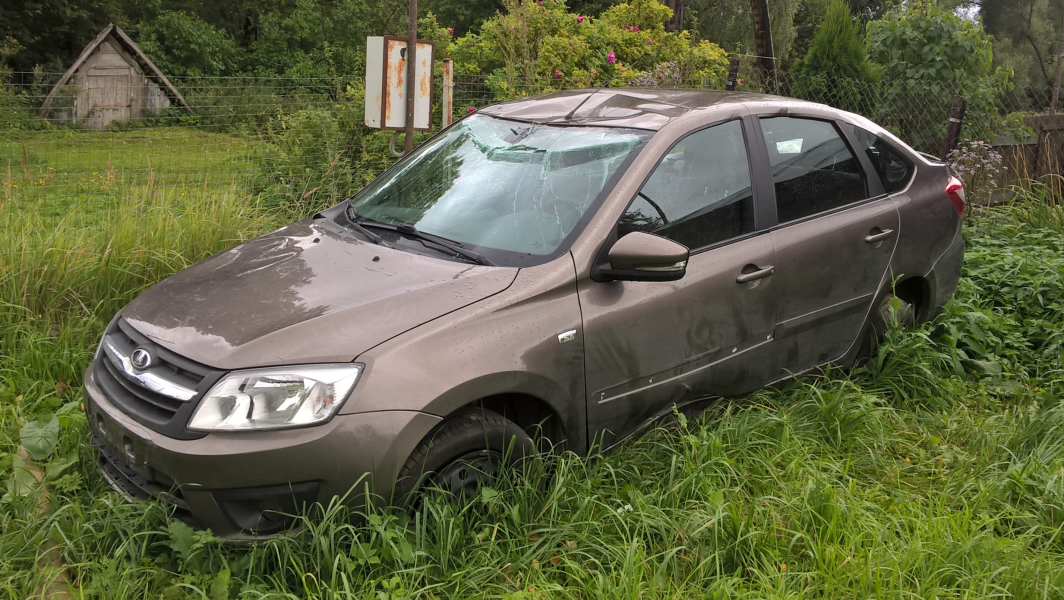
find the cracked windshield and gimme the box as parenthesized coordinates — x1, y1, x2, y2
(350, 115, 651, 258)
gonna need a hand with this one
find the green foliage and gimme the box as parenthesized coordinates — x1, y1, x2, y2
(137, 11, 238, 77)
(452, 0, 728, 96)
(981, 0, 1063, 90)
(791, 0, 875, 112)
(866, 1, 1012, 149)
(793, 0, 873, 80)
(19, 415, 59, 461)
(423, 0, 506, 36)
(688, 0, 802, 61)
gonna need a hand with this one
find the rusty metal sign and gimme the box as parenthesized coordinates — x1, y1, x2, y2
(364, 36, 434, 131)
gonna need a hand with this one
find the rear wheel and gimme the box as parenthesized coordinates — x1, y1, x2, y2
(395, 409, 535, 505)
(854, 293, 914, 366)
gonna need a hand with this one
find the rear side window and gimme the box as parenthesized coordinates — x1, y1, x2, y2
(618, 119, 755, 250)
(759, 117, 868, 224)
(855, 127, 915, 193)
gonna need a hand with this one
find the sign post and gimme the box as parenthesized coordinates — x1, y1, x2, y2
(405, 0, 417, 154)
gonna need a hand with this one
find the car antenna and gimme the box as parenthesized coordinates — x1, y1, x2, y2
(564, 87, 605, 121)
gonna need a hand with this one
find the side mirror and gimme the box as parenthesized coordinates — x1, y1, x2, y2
(594, 232, 689, 282)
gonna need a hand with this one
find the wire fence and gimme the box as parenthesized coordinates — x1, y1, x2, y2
(1, 63, 1058, 215)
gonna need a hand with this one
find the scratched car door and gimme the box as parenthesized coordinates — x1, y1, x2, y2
(580, 119, 779, 448)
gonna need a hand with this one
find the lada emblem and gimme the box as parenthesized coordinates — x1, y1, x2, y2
(130, 348, 153, 369)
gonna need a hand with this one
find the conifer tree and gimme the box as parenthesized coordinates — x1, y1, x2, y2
(793, 0, 873, 80)
(791, 0, 874, 112)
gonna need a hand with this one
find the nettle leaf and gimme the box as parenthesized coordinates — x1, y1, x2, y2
(20, 415, 60, 461)
(166, 520, 196, 558)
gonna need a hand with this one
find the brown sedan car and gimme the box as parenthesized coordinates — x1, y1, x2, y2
(84, 89, 965, 538)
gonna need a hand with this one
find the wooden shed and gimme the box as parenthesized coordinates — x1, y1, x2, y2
(38, 24, 190, 129)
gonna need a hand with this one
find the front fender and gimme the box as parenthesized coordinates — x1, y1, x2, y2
(342, 255, 588, 453)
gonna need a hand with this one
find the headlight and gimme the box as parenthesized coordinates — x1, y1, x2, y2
(188, 364, 363, 432)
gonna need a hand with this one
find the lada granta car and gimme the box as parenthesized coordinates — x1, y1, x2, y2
(84, 89, 966, 539)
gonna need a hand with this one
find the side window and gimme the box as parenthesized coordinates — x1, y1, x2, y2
(854, 127, 915, 193)
(759, 117, 868, 223)
(618, 120, 754, 250)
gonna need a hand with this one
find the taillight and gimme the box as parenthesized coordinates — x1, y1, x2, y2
(945, 176, 965, 215)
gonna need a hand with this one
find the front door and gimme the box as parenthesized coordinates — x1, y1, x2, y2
(580, 119, 778, 448)
(756, 116, 900, 375)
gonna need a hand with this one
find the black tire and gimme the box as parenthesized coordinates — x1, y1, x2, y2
(854, 293, 914, 366)
(394, 409, 535, 505)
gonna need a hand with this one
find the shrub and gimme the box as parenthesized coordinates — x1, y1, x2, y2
(866, 1, 1011, 153)
(946, 140, 1005, 204)
(136, 11, 238, 77)
(451, 0, 728, 97)
(790, 0, 875, 113)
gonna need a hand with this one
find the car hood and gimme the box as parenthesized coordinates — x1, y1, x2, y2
(122, 219, 518, 370)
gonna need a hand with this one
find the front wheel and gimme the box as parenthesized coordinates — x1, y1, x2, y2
(395, 409, 535, 505)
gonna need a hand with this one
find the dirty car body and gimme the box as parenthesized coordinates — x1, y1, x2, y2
(84, 89, 965, 539)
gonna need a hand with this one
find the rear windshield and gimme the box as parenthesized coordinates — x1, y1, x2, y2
(350, 115, 651, 265)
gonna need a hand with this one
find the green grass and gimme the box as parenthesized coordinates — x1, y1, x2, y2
(2, 128, 264, 227)
(1, 143, 1063, 598)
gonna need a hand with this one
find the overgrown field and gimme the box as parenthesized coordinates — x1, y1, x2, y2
(1, 146, 1064, 598)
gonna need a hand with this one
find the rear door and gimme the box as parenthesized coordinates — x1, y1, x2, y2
(755, 116, 899, 375)
(580, 118, 778, 448)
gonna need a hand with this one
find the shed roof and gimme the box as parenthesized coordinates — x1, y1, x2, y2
(38, 23, 191, 116)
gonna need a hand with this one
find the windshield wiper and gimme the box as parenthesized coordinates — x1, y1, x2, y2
(344, 204, 393, 247)
(394, 224, 495, 266)
(345, 205, 493, 265)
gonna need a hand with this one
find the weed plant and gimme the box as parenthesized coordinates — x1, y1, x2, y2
(1, 172, 1063, 598)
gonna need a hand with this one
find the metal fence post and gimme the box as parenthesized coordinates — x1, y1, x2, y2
(725, 57, 740, 91)
(943, 94, 966, 159)
(442, 59, 453, 127)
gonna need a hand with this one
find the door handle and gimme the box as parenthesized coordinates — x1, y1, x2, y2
(864, 229, 895, 243)
(736, 265, 775, 284)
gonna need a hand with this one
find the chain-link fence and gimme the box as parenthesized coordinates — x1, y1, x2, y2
(1, 64, 1058, 216)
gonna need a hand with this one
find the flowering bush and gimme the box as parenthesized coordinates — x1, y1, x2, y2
(627, 61, 681, 88)
(947, 140, 1005, 204)
(449, 0, 727, 97)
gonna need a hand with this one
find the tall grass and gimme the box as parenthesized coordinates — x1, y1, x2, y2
(0, 174, 1063, 598)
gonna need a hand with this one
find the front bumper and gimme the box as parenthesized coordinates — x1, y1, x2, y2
(84, 364, 441, 540)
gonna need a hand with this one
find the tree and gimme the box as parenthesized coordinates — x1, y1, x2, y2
(0, 0, 128, 72)
(138, 11, 237, 76)
(980, 0, 1062, 90)
(790, 0, 873, 112)
(687, 0, 801, 62)
(866, 1, 1012, 151)
(792, 0, 871, 80)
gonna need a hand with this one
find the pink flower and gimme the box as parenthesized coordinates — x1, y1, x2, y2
(555, 71, 563, 77)
(633, 26, 640, 32)
(607, 51, 616, 65)
(577, 16, 585, 23)
(467, 106, 475, 113)
(624, 24, 631, 30)
(448, 27, 454, 35)
(646, 37, 652, 44)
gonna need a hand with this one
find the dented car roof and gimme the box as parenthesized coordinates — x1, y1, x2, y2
(478, 88, 785, 130)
